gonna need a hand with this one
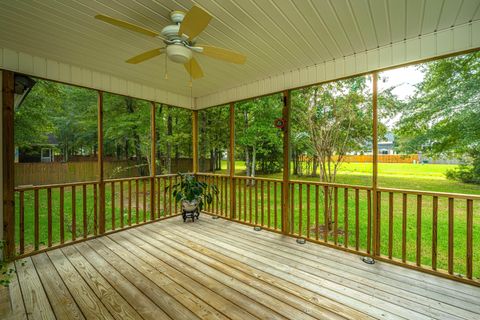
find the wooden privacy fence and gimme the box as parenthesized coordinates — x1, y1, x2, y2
(197, 173, 480, 286)
(14, 174, 180, 256)
(15, 158, 196, 186)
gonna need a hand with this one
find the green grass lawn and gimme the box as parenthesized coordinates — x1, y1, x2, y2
(15, 162, 480, 279)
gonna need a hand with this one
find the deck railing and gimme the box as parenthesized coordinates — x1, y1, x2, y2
(14, 174, 180, 257)
(197, 173, 479, 285)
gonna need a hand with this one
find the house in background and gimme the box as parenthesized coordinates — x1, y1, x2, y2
(16, 133, 58, 163)
(378, 132, 395, 155)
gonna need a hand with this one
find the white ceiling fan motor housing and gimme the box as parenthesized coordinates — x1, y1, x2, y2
(167, 44, 192, 64)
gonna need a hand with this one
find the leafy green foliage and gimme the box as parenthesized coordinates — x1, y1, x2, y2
(169, 173, 218, 211)
(394, 51, 480, 183)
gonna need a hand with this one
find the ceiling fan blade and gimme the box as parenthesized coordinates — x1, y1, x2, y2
(95, 14, 160, 38)
(178, 6, 212, 39)
(198, 45, 246, 64)
(126, 48, 165, 64)
(184, 58, 204, 79)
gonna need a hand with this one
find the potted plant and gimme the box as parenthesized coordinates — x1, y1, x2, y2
(169, 173, 218, 222)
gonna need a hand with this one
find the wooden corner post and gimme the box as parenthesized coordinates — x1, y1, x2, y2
(192, 110, 199, 174)
(2, 70, 15, 259)
(372, 72, 380, 256)
(282, 90, 291, 234)
(150, 101, 156, 220)
(97, 91, 105, 234)
(229, 102, 236, 220)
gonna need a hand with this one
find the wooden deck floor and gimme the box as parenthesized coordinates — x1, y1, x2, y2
(2, 216, 480, 320)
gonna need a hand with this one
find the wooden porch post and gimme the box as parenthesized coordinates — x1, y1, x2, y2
(150, 102, 156, 220)
(229, 102, 235, 220)
(282, 90, 291, 234)
(2, 70, 15, 259)
(192, 110, 198, 173)
(97, 91, 105, 234)
(372, 72, 380, 256)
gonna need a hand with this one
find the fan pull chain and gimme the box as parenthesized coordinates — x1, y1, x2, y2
(164, 53, 168, 80)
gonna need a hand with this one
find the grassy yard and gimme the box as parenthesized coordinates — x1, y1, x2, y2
(14, 162, 480, 279)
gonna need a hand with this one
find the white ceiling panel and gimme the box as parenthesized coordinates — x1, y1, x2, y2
(0, 0, 478, 107)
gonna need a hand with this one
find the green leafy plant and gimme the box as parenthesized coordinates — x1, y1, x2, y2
(169, 173, 218, 211)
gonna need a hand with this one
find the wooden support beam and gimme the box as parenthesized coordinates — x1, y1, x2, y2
(229, 102, 235, 219)
(97, 91, 105, 234)
(2, 70, 15, 259)
(372, 72, 379, 256)
(282, 90, 291, 234)
(150, 102, 156, 220)
(192, 110, 198, 173)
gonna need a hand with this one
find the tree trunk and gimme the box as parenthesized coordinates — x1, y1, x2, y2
(166, 109, 172, 174)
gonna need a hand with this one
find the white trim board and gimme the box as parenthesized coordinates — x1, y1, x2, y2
(0, 48, 193, 109)
(195, 21, 480, 109)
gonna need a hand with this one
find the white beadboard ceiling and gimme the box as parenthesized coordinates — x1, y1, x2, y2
(1, 0, 480, 109)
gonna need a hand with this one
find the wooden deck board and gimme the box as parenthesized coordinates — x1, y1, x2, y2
(3, 217, 480, 320)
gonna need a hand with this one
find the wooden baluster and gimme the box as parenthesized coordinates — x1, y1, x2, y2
(142, 179, 146, 222)
(34, 189, 39, 250)
(72, 186, 76, 241)
(448, 197, 454, 274)
(155, 178, 162, 218)
(135, 180, 139, 224)
(128, 180, 132, 226)
(220, 177, 224, 215)
(169, 176, 173, 216)
(377, 192, 382, 254)
(416, 195, 422, 267)
(60, 187, 65, 244)
(298, 184, 303, 237)
(19, 191, 25, 254)
(306, 184, 310, 239)
(466, 199, 473, 279)
(334, 187, 339, 245)
(402, 193, 408, 263)
(388, 192, 394, 259)
(355, 189, 360, 251)
(315, 185, 319, 241)
(367, 190, 372, 254)
(267, 181, 271, 228)
(261, 180, 265, 226)
(344, 188, 349, 248)
(82, 185, 87, 239)
(274, 182, 278, 230)
(111, 182, 115, 230)
(323, 186, 329, 242)
(93, 184, 98, 236)
(249, 179, 252, 223)
(163, 178, 167, 217)
(120, 181, 124, 228)
(290, 184, 295, 234)
(255, 179, 258, 225)
(432, 196, 438, 269)
(47, 188, 53, 246)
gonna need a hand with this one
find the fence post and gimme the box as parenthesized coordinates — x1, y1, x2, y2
(282, 90, 291, 234)
(2, 70, 15, 259)
(97, 91, 105, 234)
(229, 102, 236, 220)
(372, 72, 380, 256)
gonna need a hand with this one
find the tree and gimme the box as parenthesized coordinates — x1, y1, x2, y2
(394, 51, 480, 183)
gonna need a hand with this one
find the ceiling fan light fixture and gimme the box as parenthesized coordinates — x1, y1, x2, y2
(167, 44, 192, 63)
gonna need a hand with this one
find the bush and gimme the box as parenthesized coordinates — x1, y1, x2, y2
(446, 165, 480, 184)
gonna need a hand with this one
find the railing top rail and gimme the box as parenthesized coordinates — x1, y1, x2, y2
(377, 187, 480, 200)
(289, 179, 373, 191)
(233, 175, 283, 182)
(15, 180, 99, 191)
(196, 172, 230, 178)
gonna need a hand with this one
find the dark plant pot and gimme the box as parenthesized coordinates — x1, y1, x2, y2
(181, 199, 200, 222)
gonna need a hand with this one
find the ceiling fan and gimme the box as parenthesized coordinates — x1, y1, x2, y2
(95, 6, 246, 80)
